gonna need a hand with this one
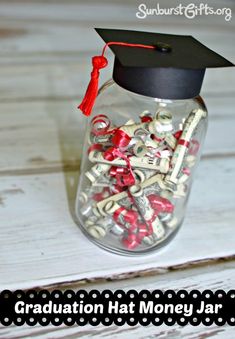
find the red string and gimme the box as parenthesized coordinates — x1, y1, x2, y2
(101, 41, 155, 57)
(78, 41, 155, 117)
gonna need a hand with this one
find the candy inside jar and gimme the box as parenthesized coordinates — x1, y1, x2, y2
(75, 87, 208, 254)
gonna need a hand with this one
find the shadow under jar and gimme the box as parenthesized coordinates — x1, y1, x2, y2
(75, 80, 208, 255)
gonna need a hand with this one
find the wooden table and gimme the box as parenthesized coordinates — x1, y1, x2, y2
(0, 1, 235, 337)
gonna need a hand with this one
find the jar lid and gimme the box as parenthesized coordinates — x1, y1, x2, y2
(95, 28, 234, 99)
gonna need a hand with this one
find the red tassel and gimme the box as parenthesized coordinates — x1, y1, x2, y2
(78, 55, 108, 116)
(78, 41, 155, 117)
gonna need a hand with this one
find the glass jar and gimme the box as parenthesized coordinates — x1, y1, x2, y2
(75, 79, 208, 255)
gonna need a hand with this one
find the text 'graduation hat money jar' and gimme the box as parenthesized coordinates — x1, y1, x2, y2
(75, 28, 233, 255)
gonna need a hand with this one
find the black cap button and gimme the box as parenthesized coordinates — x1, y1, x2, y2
(155, 42, 172, 53)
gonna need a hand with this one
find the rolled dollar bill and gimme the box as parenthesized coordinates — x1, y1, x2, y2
(185, 154, 196, 168)
(80, 200, 94, 217)
(96, 174, 170, 215)
(165, 108, 206, 185)
(173, 183, 187, 198)
(89, 133, 112, 145)
(155, 109, 173, 125)
(89, 150, 170, 172)
(85, 163, 111, 183)
(132, 141, 148, 157)
(164, 134, 177, 149)
(129, 184, 165, 239)
(96, 191, 128, 215)
(78, 192, 88, 204)
(166, 216, 178, 229)
(129, 184, 155, 221)
(87, 225, 107, 239)
(105, 201, 139, 231)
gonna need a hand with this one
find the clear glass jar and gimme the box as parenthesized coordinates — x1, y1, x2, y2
(75, 80, 208, 255)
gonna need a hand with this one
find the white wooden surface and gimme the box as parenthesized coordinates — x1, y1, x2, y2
(0, 0, 234, 337)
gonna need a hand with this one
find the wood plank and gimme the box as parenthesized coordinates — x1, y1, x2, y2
(0, 155, 234, 290)
(0, 261, 235, 338)
(0, 101, 83, 173)
(0, 63, 234, 100)
(0, 2, 234, 64)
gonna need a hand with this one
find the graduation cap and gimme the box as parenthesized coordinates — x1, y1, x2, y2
(79, 28, 233, 116)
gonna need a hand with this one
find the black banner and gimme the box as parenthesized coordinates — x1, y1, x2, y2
(1, 289, 235, 326)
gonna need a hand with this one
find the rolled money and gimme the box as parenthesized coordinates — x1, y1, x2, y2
(173, 183, 187, 198)
(85, 163, 111, 183)
(93, 206, 104, 217)
(158, 212, 173, 222)
(133, 169, 146, 183)
(110, 223, 125, 236)
(129, 184, 155, 221)
(164, 134, 177, 149)
(89, 133, 111, 145)
(144, 182, 170, 197)
(142, 235, 155, 246)
(165, 108, 206, 185)
(154, 121, 173, 135)
(105, 201, 133, 229)
(165, 216, 178, 229)
(143, 135, 160, 148)
(89, 215, 99, 223)
(92, 175, 113, 186)
(142, 169, 159, 181)
(120, 120, 154, 137)
(104, 200, 120, 215)
(141, 173, 167, 190)
(89, 150, 170, 172)
(133, 141, 148, 157)
(96, 191, 128, 215)
(87, 225, 106, 239)
(185, 154, 196, 168)
(92, 182, 111, 188)
(177, 173, 190, 184)
(96, 174, 169, 214)
(79, 192, 88, 204)
(159, 189, 174, 199)
(151, 218, 165, 239)
(85, 215, 112, 229)
(129, 185, 165, 239)
(80, 201, 94, 217)
(134, 128, 149, 139)
(155, 109, 173, 125)
(142, 174, 173, 198)
(85, 219, 96, 227)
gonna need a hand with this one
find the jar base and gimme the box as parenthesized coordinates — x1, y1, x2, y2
(76, 216, 183, 256)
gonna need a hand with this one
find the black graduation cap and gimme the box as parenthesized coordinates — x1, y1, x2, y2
(95, 28, 234, 100)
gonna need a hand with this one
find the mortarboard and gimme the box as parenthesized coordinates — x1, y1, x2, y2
(95, 28, 233, 99)
(79, 28, 233, 116)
